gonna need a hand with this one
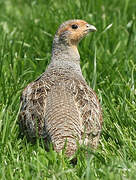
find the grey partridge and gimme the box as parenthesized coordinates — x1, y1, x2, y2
(19, 20, 102, 157)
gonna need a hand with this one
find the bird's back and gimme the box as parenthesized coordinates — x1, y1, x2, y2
(19, 62, 102, 156)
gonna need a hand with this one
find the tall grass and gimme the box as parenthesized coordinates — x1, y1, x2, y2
(0, 0, 136, 179)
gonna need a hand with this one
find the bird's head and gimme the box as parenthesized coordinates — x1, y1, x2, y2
(54, 19, 97, 47)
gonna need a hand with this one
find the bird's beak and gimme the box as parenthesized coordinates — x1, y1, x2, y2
(86, 24, 97, 32)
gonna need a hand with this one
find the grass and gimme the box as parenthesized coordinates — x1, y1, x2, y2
(0, 0, 136, 179)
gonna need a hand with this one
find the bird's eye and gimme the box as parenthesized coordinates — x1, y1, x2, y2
(71, 24, 78, 29)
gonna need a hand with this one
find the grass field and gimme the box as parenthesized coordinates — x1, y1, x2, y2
(0, 0, 136, 179)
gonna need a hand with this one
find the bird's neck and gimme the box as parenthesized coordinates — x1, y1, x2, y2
(51, 39, 80, 64)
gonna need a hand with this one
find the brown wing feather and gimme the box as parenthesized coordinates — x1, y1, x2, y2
(19, 79, 48, 140)
(67, 77, 102, 148)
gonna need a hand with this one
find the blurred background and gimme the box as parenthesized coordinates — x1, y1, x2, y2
(0, 0, 136, 179)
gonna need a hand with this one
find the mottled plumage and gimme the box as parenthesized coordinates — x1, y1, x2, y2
(19, 20, 102, 156)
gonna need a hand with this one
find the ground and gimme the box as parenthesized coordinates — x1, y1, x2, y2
(0, 0, 136, 179)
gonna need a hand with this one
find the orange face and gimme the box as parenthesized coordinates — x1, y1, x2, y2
(57, 20, 96, 46)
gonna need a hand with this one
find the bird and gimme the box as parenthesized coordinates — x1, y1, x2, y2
(19, 19, 102, 157)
